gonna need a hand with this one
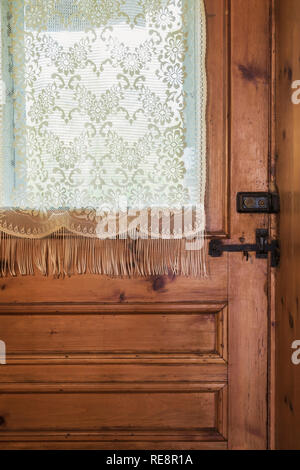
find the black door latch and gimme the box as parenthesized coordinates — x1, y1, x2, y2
(209, 229, 280, 267)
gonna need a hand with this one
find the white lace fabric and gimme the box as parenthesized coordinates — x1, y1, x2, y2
(0, 0, 207, 277)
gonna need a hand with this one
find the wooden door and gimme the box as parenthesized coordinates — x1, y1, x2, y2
(0, 0, 274, 450)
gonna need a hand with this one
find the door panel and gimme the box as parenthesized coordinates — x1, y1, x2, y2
(0, 309, 227, 356)
(0, 0, 273, 450)
(0, 389, 222, 431)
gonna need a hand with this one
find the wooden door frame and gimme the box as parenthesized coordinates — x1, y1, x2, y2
(274, 0, 300, 450)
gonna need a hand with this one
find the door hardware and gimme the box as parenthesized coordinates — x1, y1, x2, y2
(237, 192, 280, 213)
(209, 229, 280, 267)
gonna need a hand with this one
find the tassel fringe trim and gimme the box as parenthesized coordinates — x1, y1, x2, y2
(0, 231, 207, 278)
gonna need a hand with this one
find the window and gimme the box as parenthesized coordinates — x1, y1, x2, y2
(0, 1, 207, 277)
(1, 0, 206, 211)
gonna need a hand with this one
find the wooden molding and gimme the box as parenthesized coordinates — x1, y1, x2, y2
(205, 0, 230, 236)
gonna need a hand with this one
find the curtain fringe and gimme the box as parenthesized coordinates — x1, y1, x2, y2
(0, 230, 207, 278)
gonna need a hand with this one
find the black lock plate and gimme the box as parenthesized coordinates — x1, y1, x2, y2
(237, 192, 279, 214)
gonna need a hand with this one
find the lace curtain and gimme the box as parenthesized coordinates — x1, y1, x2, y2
(0, 0, 207, 277)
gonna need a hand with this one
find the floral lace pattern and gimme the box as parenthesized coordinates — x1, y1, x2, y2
(0, 0, 206, 237)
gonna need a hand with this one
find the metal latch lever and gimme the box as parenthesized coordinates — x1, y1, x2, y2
(209, 229, 280, 267)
